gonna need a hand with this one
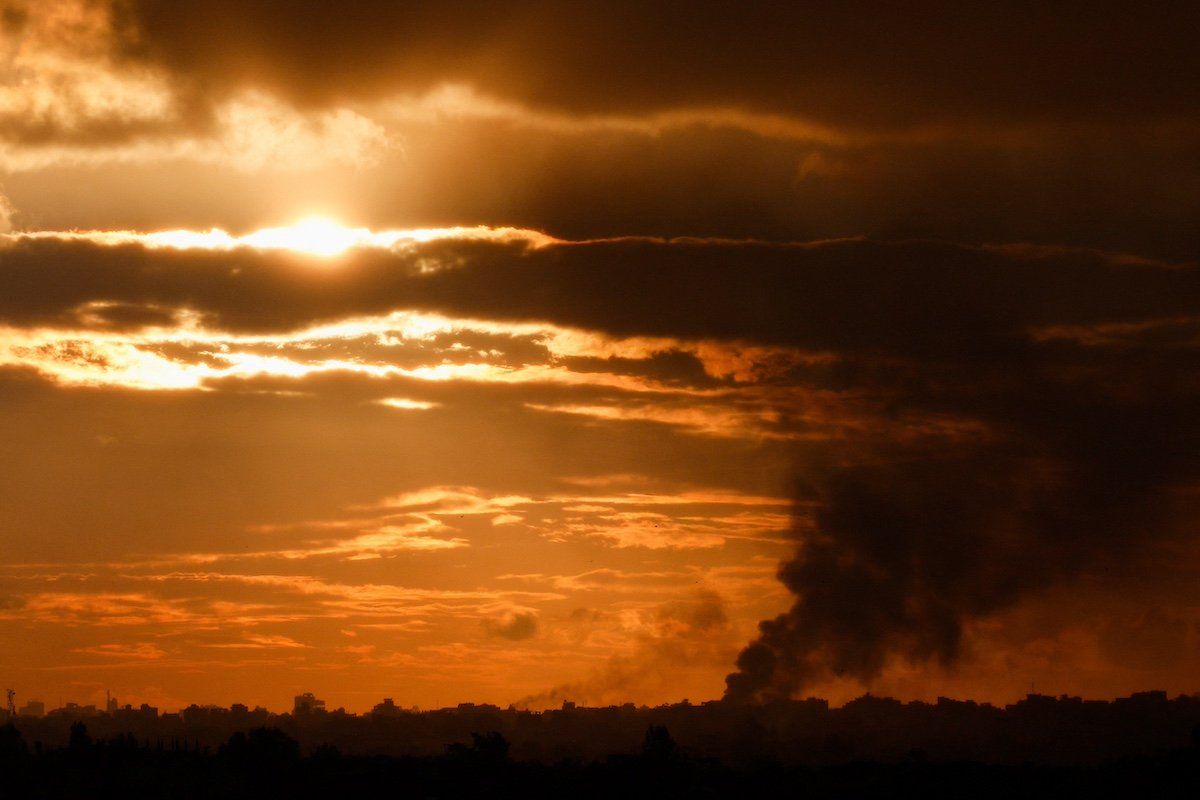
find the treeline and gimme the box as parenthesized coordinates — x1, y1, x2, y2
(1, 721, 1199, 799)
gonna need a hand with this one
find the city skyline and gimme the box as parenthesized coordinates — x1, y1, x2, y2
(7, 686, 1200, 720)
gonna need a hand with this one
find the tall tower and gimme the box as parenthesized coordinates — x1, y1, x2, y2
(5, 689, 14, 718)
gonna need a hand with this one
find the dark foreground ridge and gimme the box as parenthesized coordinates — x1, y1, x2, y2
(3, 691, 1200, 797)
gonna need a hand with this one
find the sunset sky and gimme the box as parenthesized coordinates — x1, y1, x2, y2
(1, 1, 1198, 713)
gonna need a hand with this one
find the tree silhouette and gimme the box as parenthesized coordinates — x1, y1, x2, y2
(0, 722, 26, 760)
(219, 727, 300, 770)
(68, 721, 91, 751)
(641, 725, 679, 763)
(447, 731, 511, 765)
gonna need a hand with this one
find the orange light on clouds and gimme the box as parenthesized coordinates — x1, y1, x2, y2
(376, 397, 441, 410)
(4, 219, 559, 255)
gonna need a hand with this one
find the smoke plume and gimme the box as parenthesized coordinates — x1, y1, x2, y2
(725, 300, 1200, 702)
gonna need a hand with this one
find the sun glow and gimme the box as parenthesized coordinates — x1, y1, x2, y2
(241, 216, 364, 256)
(5, 219, 559, 255)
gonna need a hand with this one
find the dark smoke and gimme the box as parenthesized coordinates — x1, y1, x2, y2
(725, 322, 1200, 702)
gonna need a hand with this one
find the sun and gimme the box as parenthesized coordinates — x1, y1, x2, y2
(241, 216, 364, 257)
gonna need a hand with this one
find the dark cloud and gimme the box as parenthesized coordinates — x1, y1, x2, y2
(376, 123, 1200, 259)
(482, 611, 538, 641)
(113, 1, 1200, 129)
(2, 237, 1197, 345)
(11, 123, 1197, 260)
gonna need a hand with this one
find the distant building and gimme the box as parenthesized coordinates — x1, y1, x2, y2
(1116, 690, 1169, 709)
(111, 703, 157, 719)
(49, 702, 100, 718)
(182, 703, 229, 723)
(19, 699, 45, 717)
(106, 692, 118, 713)
(293, 692, 326, 714)
(371, 698, 401, 717)
(230, 703, 249, 715)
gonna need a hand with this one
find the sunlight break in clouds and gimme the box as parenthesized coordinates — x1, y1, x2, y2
(0, 318, 762, 397)
(0, 286, 820, 448)
(376, 397, 440, 411)
(4, 218, 559, 255)
(292, 485, 794, 552)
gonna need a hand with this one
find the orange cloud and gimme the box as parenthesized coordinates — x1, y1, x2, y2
(205, 634, 310, 649)
(74, 642, 167, 659)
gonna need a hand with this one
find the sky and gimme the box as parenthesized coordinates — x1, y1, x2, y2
(1, 1, 1198, 713)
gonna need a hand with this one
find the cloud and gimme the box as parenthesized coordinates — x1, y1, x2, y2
(0, 193, 13, 232)
(9, 591, 196, 626)
(1, 235, 1192, 347)
(230, 484, 791, 556)
(482, 611, 538, 641)
(8, 223, 554, 253)
(145, 572, 565, 614)
(110, 2, 1200, 129)
(375, 397, 438, 411)
(205, 633, 309, 649)
(74, 642, 166, 659)
(4, 3, 1197, 265)
(8, 2, 1197, 168)
(0, 2, 393, 171)
(524, 401, 798, 440)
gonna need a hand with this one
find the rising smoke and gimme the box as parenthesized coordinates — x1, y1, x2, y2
(725, 293, 1200, 702)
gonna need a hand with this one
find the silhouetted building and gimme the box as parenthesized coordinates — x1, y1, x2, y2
(293, 692, 326, 714)
(19, 699, 45, 718)
(371, 698, 402, 717)
(49, 703, 99, 718)
(1118, 690, 1169, 709)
